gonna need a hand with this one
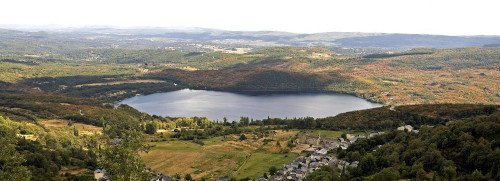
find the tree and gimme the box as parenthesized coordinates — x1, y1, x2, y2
(305, 166, 340, 181)
(240, 117, 250, 126)
(360, 153, 377, 175)
(269, 166, 278, 175)
(145, 122, 157, 134)
(185, 173, 193, 181)
(73, 126, 79, 136)
(239, 134, 247, 141)
(470, 170, 486, 181)
(341, 133, 347, 139)
(97, 119, 151, 180)
(372, 167, 399, 181)
(0, 118, 32, 181)
(223, 117, 228, 125)
(442, 165, 456, 180)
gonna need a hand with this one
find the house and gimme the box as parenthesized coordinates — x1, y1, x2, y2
(94, 169, 106, 180)
(217, 177, 230, 181)
(110, 138, 123, 145)
(349, 161, 359, 168)
(397, 125, 414, 132)
(316, 148, 328, 155)
(346, 134, 356, 140)
(304, 147, 317, 153)
(151, 175, 173, 181)
(338, 138, 345, 143)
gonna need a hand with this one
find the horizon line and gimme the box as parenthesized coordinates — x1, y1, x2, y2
(1, 24, 500, 37)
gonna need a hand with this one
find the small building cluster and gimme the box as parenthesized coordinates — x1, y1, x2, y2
(267, 134, 369, 181)
(140, 127, 421, 181)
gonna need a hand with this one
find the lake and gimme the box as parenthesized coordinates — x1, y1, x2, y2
(120, 89, 382, 121)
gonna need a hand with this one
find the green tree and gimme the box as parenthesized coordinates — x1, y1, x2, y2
(239, 134, 247, 141)
(0, 118, 32, 181)
(73, 126, 79, 136)
(360, 153, 377, 174)
(269, 166, 278, 175)
(145, 122, 157, 134)
(470, 169, 485, 181)
(185, 173, 193, 181)
(239, 117, 250, 126)
(305, 166, 340, 181)
(442, 165, 456, 180)
(97, 119, 151, 180)
(372, 167, 399, 181)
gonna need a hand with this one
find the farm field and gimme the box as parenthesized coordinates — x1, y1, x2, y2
(141, 129, 346, 179)
(141, 139, 296, 180)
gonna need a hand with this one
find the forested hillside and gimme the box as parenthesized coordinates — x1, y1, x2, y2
(306, 110, 500, 180)
(0, 89, 497, 180)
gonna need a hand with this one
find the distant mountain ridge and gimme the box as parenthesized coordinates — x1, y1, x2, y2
(1, 26, 500, 49)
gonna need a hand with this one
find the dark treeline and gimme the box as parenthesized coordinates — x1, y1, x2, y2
(20, 75, 183, 101)
(162, 117, 281, 142)
(249, 104, 497, 131)
(167, 104, 497, 142)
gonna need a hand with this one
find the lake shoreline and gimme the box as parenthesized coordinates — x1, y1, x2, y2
(119, 89, 383, 121)
(115, 87, 385, 105)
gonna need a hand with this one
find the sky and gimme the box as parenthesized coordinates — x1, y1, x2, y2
(1, 0, 499, 35)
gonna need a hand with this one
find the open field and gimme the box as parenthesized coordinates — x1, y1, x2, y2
(74, 79, 166, 87)
(141, 131, 301, 180)
(141, 129, 347, 179)
(40, 119, 102, 135)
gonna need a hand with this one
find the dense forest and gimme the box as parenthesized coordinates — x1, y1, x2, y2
(306, 110, 500, 180)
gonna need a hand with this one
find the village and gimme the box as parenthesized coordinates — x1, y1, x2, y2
(266, 131, 385, 181)
(262, 125, 417, 181)
(95, 125, 417, 181)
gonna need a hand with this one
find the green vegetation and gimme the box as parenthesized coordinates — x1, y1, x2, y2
(307, 110, 500, 180)
(0, 115, 97, 180)
(235, 152, 296, 179)
(0, 117, 31, 181)
(98, 112, 151, 180)
(251, 104, 497, 131)
(0, 28, 499, 180)
(141, 135, 297, 180)
(2, 46, 499, 104)
(0, 88, 497, 180)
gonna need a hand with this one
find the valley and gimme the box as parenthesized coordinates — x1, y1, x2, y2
(0, 27, 498, 181)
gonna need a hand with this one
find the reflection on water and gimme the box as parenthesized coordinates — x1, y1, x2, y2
(120, 89, 382, 121)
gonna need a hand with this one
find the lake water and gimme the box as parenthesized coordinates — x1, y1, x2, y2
(120, 89, 382, 121)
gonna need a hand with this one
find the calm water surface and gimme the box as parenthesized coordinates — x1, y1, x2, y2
(120, 89, 382, 121)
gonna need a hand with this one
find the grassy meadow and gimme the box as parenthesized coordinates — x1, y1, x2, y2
(141, 129, 346, 179)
